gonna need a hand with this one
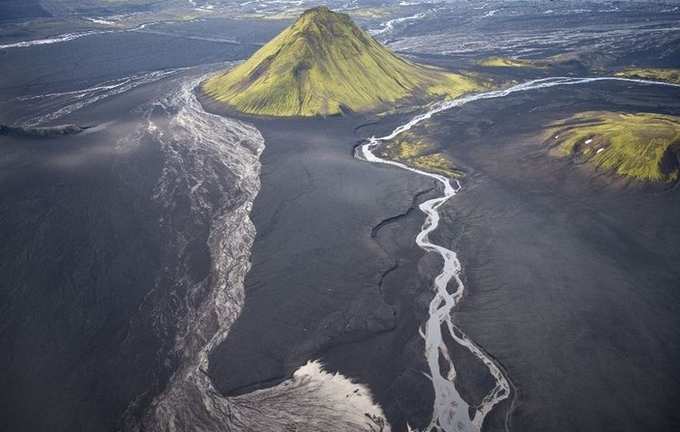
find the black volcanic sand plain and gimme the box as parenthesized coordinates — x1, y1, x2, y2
(0, 79, 168, 431)
(199, 93, 445, 428)
(0, 61, 261, 429)
(3, 4, 680, 432)
(408, 81, 680, 431)
(0, 29, 260, 431)
(0, 65, 276, 432)
(201, 69, 680, 432)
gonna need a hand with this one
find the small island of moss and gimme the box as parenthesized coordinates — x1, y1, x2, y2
(375, 130, 463, 178)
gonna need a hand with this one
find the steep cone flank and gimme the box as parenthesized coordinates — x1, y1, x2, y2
(203, 6, 483, 116)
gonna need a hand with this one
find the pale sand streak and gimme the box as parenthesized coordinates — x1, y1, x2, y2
(358, 76, 680, 432)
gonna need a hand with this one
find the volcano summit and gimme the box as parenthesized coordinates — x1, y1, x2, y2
(202, 6, 482, 117)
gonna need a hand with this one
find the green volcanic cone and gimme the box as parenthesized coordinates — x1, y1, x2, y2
(202, 6, 484, 117)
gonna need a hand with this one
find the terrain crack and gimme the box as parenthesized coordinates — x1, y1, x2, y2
(370, 185, 435, 303)
(377, 261, 399, 295)
(226, 374, 287, 397)
(371, 186, 435, 238)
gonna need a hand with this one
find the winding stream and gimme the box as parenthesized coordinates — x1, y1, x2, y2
(357, 76, 680, 432)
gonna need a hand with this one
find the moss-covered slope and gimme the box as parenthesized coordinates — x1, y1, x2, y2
(615, 68, 680, 85)
(546, 112, 680, 182)
(202, 6, 484, 117)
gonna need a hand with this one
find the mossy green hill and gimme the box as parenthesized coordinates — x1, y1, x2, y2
(546, 112, 680, 183)
(202, 6, 484, 116)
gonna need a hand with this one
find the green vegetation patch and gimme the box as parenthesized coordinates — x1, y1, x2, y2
(203, 7, 487, 117)
(376, 130, 463, 178)
(546, 112, 680, 183)
(615, 68, 680, 85)
(478, 57, 546, 69)
(478, 52, 613, 71)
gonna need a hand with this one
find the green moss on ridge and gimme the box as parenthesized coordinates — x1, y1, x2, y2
(478, 57, 545, 68)
(614, 68, 680, 85)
